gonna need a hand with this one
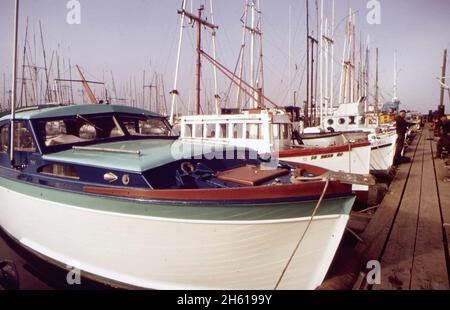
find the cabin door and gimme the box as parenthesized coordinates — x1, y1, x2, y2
(11, 121, 38, 168)
(0, 123, 10, 167)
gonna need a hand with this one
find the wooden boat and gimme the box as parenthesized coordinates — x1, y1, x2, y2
(0, 104, 357, 290)
(180, 109, 372, 202)
(302, 101, 398, 175)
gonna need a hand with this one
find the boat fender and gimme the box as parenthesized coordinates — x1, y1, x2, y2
(181, 162, 195, 174)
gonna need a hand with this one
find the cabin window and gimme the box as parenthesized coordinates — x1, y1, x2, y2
(349, 116, 356, 125)
(338, 118, 346, 125)
(246, 124, 262, 140)
(0, 125, 9, 153)
(38, 164, 80, 180)
(206, 124, 216, 138)
(327, 119, 334, 125)
(123, 117, 170, 137)
(281, 124, 290, 140)
(219, 124, 228, 139)
(184, 124, 193, 138)
(13, 122, 36, 152)
(194, 124, 203, 138)
(42, 116, 124, 147)
(272, 124, 280, 139)
(233, 124, 243, 139)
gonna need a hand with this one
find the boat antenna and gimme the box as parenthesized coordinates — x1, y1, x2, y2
(10, 0, 20, 167)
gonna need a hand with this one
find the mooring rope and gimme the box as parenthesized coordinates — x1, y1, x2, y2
(274, 177, 330, 290)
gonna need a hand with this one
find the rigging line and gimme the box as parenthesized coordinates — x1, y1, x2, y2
(274, 177, 330, 290)
(201, 50, 280, 108)
(202, 50, 266, 109)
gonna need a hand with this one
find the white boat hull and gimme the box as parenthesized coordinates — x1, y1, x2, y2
(0, 181, 353, 290)
(367, 132, 398, 173)
(280, 144, 371, 198)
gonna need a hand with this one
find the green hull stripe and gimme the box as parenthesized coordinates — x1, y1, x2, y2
(0, 177, 355, 221)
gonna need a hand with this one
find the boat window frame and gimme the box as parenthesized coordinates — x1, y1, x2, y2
(119, 115, 172, 138)
(205, 123, 216, 139)
(13, 120, 37, 153)
(32, 112, 176, 154)
(218, 123, 228, 139)
(38, 163, 81, 180)
(0, 122, 9, 154)
(245, 123, 263, 140)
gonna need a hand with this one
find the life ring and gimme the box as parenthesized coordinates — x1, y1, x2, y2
(181, 162, 195, 174)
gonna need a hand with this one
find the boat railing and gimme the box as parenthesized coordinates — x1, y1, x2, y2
(72, 146, 141, 156)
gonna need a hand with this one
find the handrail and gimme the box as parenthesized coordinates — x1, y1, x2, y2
(72, 146, 141, 156)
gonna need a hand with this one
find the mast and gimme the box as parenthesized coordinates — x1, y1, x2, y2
(319, 0, 323, 128)
(196, 6, 203, 115)
(365, 36, 370, 112)
(439, 49, 447, 111)
(178, 5, 218, 115)
(250, 0, 256, 108)
(2, 73, 5, 110)
(169, 0, 187, 124)
(393, 50, 399, 103)
(236, 1, 249, 108)
(257, 0, 265, 108)
(19, 17, 28, 108)
(330, 0, 335, 115)
(288, 5, 292, 106)
(10, 0, 20, 166)
(69, 59, 74, 104)
(209, 0, 220, 115)
(39, 20, 51, 103)
(305, 0, 310, 127)
(324, 18, 329, 119)
(375, 48, 379, 115)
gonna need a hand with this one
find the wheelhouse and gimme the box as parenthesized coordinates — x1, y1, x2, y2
(0, 104, 178, 189)
(180, 109, 293, 154)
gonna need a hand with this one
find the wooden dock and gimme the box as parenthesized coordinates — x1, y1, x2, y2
(354, 127, 450, 290)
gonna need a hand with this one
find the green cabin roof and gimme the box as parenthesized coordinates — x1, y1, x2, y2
(42, 139, 215, 173)
(0, 104, 164, 122)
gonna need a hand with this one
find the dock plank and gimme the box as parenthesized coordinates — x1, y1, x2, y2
(374, 134, 425, 290)
(410, 139, 449, 289)
(431, 138, 450, 278)
(355, 131, 422, 265)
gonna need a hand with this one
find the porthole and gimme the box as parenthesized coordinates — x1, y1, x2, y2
(122, 174, 130, 185)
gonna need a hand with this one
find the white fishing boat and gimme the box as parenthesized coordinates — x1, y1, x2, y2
(301, 100, 398, 174)
(181, 108, 372, 202)
(0, 104, 360, 290)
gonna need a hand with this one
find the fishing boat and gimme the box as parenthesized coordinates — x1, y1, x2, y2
(301, 100, 398, 175)
(181, 108, 372, 203)
(0, 104, 359, 290)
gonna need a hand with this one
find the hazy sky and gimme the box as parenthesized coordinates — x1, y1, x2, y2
(0, 0, 449, 113)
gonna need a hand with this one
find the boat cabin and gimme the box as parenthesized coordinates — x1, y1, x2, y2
(180, 109, 293, 154)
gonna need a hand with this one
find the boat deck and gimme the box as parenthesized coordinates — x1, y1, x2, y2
(354, 127, 450, 290)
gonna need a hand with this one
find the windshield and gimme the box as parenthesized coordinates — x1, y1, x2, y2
(40, 115, 125, 147)
(119, 116, 171, 137)
(38, 114, 173, 148)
